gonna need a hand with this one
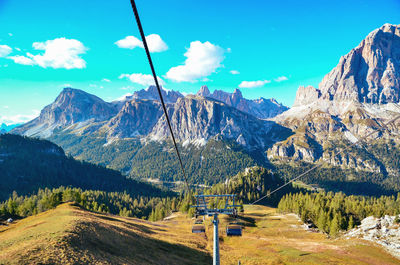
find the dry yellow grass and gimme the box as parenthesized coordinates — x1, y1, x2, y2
(0, 203, 399, 265)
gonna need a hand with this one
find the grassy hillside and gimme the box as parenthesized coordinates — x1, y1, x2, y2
(1, 203, 399, 264)
(0, 134, 166, 201)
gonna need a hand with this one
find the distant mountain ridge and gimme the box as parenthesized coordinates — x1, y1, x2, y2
(11, 85, 289, 183)
(12, 85, 288, 148)
(196, 85, 288, 119)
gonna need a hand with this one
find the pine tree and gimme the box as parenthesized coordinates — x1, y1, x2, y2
(348, 215, 354, 230)
(330, 214, 340, 237)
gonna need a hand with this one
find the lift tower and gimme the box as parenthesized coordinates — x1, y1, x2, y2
(192, 195, 240, 265)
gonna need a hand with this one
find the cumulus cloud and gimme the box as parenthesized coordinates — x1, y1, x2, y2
(238, 80, 271, 88)
(274, 76, 288, 82)
(0, 45, 12, 57)
(102, 78, 111, 82)
(8, 55, 35, 65)
(119, 73, 165, 86)
(230, 70, 240, 75)
(115, 34, 168, 53)
(0, 110, 40, 125)
(8, 38, 88, 69)
(166, 41, 225, 82)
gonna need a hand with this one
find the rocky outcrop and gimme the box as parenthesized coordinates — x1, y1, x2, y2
(346, 215, 400, 258)
(196, 86, 288, 119)
(268, 133, 322, 163)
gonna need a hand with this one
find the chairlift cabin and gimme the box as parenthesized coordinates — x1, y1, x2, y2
(226, 223, 242, 236)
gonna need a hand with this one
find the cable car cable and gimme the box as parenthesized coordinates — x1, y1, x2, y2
(251, 114, 400, 205)
(129, 0, 191, 197)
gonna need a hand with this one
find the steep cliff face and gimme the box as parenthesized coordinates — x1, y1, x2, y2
(319, 24, 400, 104)
(271, 24, 400, 174)
(104, 99, 164, 138)
(149, 96, 288, 149)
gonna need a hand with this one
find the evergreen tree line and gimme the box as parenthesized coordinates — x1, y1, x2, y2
(203, 166, 302, 207)
(0, 187, 185, 221)
(50, 131, 258, 184)
(278, 191, 400, 237)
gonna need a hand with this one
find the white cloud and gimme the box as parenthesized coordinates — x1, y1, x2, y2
(8, 38, 88, 69)
(102, 78, 111, 82)
(8, 33, 13, 37)
(3, 106, 9, 109)
(230, 70, 240, 75)
(238, 80, 270, 88)
(0, 45, 12, 57)
(8, 55, 35, 65)
(0, 110, 40, 125)
(119, 73, 165, 86)
(115, 93, 133, 101)
(274, 76, 288, 82)
(115, 34, 168, 53)
(166, 41, 225, 82)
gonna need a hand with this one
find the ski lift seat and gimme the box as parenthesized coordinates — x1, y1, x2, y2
(192, 223, 206, 233)
(226, 223, 242, 236)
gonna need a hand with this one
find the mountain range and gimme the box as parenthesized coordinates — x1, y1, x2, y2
(11, 24, 400, 190)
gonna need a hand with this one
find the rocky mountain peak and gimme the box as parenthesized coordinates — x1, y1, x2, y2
(132, 86, 183, 103)
(196, 85, 211, 97)
(316, 23, 400, 104)
(195, 86, 288, 119)
(12, 87, 118, 137)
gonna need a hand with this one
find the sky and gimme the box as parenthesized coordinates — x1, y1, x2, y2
(0, 0, 399, 125)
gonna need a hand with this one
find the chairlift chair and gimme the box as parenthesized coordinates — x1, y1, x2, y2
(226, 223, 242, 236)
(192, 219, 205, 233)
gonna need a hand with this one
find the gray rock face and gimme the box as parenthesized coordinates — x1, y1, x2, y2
(196, 86, 288, 119)
(346, 215, 400, 258)
(272, 24, 400, 174)
(293, 86, 321, 107)
(104, 99, 163, 138)
(304, 24, 400, 104)
(150, 96, 288, 149)
(12, 87, 118, 137)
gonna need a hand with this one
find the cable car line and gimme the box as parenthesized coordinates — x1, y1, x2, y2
(129, 0, 191, 197)
(251, 113, 400, 205)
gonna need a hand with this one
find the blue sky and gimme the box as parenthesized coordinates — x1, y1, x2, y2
(0, 0, 399, 125)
